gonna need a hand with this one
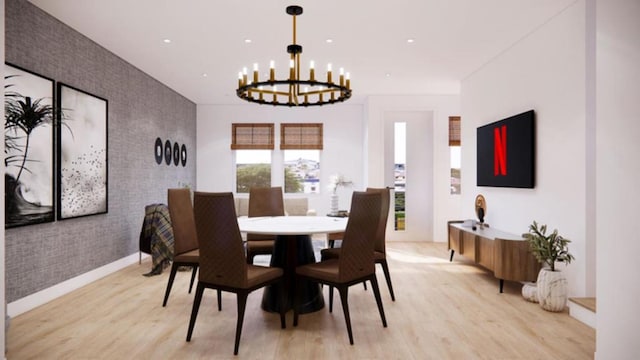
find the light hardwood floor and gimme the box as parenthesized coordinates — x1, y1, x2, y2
(7, 242, 595, 359)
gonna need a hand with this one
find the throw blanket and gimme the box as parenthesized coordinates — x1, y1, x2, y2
(140, 204, 174, 276)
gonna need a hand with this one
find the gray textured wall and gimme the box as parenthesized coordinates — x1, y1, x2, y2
(4, 0, 197, 302)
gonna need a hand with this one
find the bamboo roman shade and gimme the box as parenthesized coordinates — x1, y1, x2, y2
(231, 123, 275, 150)
(280, 123, 323, 150)
(449, 116, 461, 146)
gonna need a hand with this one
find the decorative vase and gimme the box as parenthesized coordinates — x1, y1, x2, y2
(536, 269, 568, 312)
(521, 282, 538, 303)
(330, 193, 339, 215)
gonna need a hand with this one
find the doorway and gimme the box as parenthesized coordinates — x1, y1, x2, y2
(384, 111, 434, 242)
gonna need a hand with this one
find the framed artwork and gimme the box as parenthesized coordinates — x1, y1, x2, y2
(4, 63, 55, 228)
(57, 83, 108, 219)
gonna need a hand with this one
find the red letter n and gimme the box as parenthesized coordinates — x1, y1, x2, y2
(494, 125, 507, 176)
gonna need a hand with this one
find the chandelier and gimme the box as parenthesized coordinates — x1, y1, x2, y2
(236, 5, 352, 107)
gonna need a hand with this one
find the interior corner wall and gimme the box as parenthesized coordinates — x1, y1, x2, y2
(1, 0, 7, 354)
(4, 0, 196, 303)
(460, 1, 588, 297)
(196, 103, 364, 216)
(365, 95, 461, 242)
(595, 0, 640, 357)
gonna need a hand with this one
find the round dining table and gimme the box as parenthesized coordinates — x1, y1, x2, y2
(237, 215, 348, 313)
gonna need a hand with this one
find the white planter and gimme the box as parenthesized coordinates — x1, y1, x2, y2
(329, 193, 339, 215)
(536, 269, 568, 312)
(521, 282, 538, 303)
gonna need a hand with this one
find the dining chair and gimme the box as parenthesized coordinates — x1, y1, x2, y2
(321, 187, 396, 301)
(162, 188, 200, 307)
(187, 191, 286, 356)
(293, 191, 387, 345)
(246, 186, 285, 264)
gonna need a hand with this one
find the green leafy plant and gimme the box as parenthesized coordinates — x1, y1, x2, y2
(523, 221, 575, 271)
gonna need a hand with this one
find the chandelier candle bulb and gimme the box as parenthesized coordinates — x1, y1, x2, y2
(289, 59, 295, 80)
(253, 63, 259, 83)
(310, 60, 315, 81)
(346, 72, 351, 90)
(327, 63, 333, 84)
(238, 72, 243, 88)
(270, 60, 275, 81)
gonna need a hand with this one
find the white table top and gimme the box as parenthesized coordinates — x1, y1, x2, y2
(237, 216, 348, 235)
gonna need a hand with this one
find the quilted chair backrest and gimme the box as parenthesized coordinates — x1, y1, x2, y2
(167, 188, 198, 255)
(193, 192, 248, 288)
(366, 187, 391, 254)
(338, 191, 381, 283)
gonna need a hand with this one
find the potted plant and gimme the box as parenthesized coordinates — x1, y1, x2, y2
(523, 221, 575, 312)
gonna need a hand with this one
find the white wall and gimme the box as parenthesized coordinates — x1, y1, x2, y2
(196, 103, 365, 215)
(197, 94, 461, 244)
(365, 95, 461, 242)
(460, 1, 588, 297)
(595, 0, 640, 357)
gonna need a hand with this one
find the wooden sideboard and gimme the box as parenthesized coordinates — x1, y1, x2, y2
(447, 220, 541, 292)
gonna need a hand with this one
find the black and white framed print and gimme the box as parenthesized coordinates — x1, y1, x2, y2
(4, 63, 55, 228)
(57, 83, 108, 220)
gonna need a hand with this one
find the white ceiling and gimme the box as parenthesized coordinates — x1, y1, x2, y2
(28, 0, 576, 105)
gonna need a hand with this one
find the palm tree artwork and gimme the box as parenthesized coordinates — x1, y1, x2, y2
(4, 66, 56, 228)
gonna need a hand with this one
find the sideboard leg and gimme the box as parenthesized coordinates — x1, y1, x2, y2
(499, 279, 504, 293)
(449, 250, 455, 262)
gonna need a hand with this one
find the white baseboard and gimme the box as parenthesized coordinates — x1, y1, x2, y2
(7, 253, 148, 318)
(568, 301, 596, 329)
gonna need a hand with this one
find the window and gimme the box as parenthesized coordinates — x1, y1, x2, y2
(281, 123, 323, 194)
(231, 124, 274, 193)
(449, 116, 461, 195)
(284, 150, 320, 194)
(231, 123, 324, 194)
(394, 122, 406, 231)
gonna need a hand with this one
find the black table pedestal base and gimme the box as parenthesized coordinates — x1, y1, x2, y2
(261, 235, 325, 314)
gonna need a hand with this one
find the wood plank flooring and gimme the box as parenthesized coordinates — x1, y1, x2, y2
(7, 242, 595, 359)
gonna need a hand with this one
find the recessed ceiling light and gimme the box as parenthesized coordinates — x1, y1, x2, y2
(244, 39, 252, 44)
(202, 73, 208, 77)
(326, 39, 333, 43)
(407, 38, 415, 43)
(163, 39, 171, 44)
(385, 73, 391, 77)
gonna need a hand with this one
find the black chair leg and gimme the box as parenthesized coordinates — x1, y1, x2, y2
(162, 263, 179, 306)
(234, 291, 249, 355)
(293, 276, 301, 327)
(338, 286, 354, 345)
(217, 290, 222, 311)
(329, 286, 334, 313)
(369, 276, 387, 327)
(186, 283, 205, 341)
(188, 265, 198, 293)
(379, 260, 396, 301)
(279, 279, 287, 329)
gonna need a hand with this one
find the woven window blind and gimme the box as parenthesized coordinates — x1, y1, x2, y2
(231, 123, 275, 150)
(280, 123, 323, 150)
(449, 116, 461, 146)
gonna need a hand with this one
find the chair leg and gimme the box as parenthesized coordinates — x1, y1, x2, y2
(369, 275, 388, 328)
(337, 286, 354, 345)
(363, 281, 368, 291)
(188, 265, 198, 293)
(234, 291, 249, 355)
(379, 259, 396, 301)
(217, 290, 222, 311)
(328, 239, 335, 248)
(293, 276, 300, 327)
(279, 278, 287, 329)
(329, 286, 334, 313)
(162, 263, 179, 307)
(186, 283, 205, 341)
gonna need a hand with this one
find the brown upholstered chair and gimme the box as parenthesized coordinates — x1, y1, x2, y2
(162, 188, 200, 307)
(246, 186, 285, 264)
(187, 191, 286, 356)
(321, 187, 396, 301)
(294, 191, 387, 345)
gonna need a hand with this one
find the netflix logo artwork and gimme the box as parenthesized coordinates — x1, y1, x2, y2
(476, 110, 535, 188)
